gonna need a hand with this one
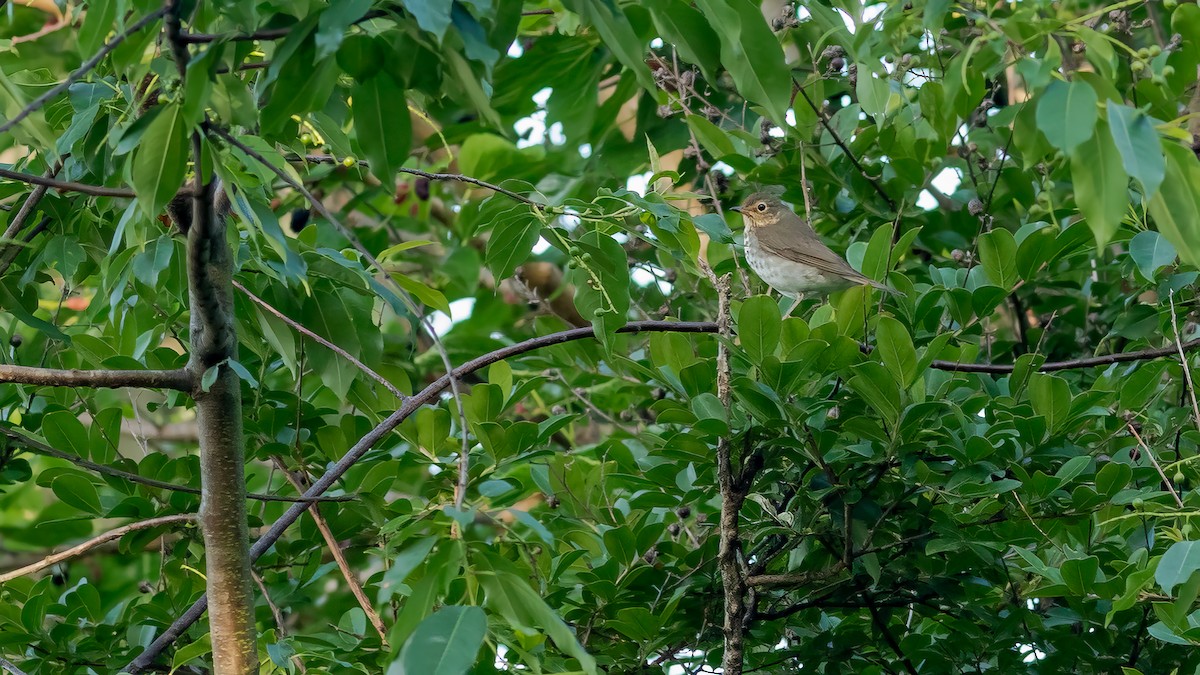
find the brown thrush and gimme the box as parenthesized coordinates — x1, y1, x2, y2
(733, 192, 894, 310)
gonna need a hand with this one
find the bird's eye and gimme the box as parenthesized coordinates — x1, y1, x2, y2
(756, 202, 767, 212)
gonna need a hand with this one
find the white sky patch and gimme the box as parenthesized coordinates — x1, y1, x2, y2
(626, 171, 653, 196)
(711, 161, 734, 176)
(917, 167, 964, 210)
(507, 41, 523, 58)
(1019, 644, 1046, 663)
(558, 211, 581, 228)
(547, 121, 566, 145)
(532, 236, 551, 254)
(785, 108, 797, 126)
(840, 94, 852, 107)
(650, 37, 664, 48)
(516, 88, 553, 149)
(632, 265, 673, 295)
(579, 143, 593, 158)
(428, 298, 476, 336)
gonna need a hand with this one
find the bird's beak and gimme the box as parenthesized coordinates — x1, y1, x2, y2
(730, 206, 743, 213)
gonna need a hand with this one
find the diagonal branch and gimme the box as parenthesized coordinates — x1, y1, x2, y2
(0, 7, 168, 136)
(0, 159, 63, 275)
(0, 426, 352, 504)
(123, 319, 718, 673)
(791, 78, 896, 211)
(0, 364, 193, 391)
(234, 280, 404, 399)
(272, 458, 389, 647)
(0, 514, 196, 583)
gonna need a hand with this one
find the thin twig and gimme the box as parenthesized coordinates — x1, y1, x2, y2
(0, 364, 193, 391)
(1169, 291, 1200, 433)
(0, 426, 353, 503)
(296, 154, 546, 210)
(0, 7, 168, 136)
(179, 9, 389, 43)
(234, 280, 404, 399)
(1128, 424, 1186, 509)
(0, 159, 62, 274)
(0, 514, 196, 583)
(0, 167, 136, 198)
(792, 80, 896, 210)
(272, 458, 390, 647)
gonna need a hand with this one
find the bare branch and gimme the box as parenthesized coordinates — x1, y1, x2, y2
(123, 319, 718, 672)
(1169, 291, 1200, 433)
(0, 167, 136, 198)
(0, 364, 193, 391)
(179, 9, 389, 44)
(0, 7, 168, 136)
(746, 562, 848, 589)
(0, 514, 196, 583)
(234, 280, 404, 399)
(0, 426, 352, 504)
(273, 458, 389, 647)
(0, 159, 62, 275)
(297, 154, 548, 210)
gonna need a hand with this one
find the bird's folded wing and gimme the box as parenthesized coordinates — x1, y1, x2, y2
(755, 227, 871, 282)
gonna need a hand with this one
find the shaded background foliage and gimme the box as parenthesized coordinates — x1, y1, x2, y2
(0, 0, 1199, 673)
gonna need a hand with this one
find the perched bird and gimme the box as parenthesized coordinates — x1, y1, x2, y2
(733, 192, 894, 312)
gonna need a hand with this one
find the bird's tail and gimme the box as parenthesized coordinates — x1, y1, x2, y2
(863, 278, 902, 296)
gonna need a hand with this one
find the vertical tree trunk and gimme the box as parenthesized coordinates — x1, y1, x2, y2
(186, 179, 257, 672)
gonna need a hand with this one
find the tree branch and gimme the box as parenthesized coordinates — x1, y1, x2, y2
(179, 9, 390, 43)
(0, 657, 29, 675)
(234, 280, 404, 399)
(272, 458, 389, 647)
(0, 365, 193, 391)
(297, 154, 548, 210)
(167, 2, 257, 670)
(791, 79, 896, 211)
(0, 514, 196, 583)
(0, 7, 168, 136)
(123, 319, 718, 672)
(0, 426, 352, 503)
(118, 316, 1200, 670)
(0, 167, 135, 198)
(746, 561, 848, 589)
(0, 159, 62, 275)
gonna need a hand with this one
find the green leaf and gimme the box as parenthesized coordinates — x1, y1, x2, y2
(130, 102, 188, 219)
(1035, 79, 1098, 152)
(1070, 120, 1129, 248)
(1029, 373, 1071, 435)
(1146, 143, 1200, 268)
(52, 474, 102, 514)
(1158, 541, 1200, 596)
(1129, 230, 1177, 280)
(261, 40, 339, 135)
(484, 209, 541, 281)
(738, 295, 781, 364)
(562, 0, 656, 93)
(692, 213, 734, 244)
(977, 229, 1018, 290)
(875, 316, 918, 388)
(646, 0, 723, 82)
(200, 362, 222, 392)
(389, 606, 486, 675)
(352, 75, 412, 184)
(1107, 103, 1165, 199)
(1061, 555, 1100, 595)
(847, 362, 902, 427)
(857, 70, 897, 118)
(407, 0, 454, 41)
(691, 0, 791, 124)
(475, 553, 598, 674)
(316, 0, 372, 60)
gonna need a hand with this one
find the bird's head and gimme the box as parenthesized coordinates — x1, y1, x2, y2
(732, 192, 787, 229)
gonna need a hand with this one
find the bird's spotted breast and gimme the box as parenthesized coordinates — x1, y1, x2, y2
(744, 230, 856, 296)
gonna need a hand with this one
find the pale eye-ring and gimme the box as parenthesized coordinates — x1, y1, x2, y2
(756, 202, 767, 212)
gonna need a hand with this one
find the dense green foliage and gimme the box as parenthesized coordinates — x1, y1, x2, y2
(1, 0, 1200, 673)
